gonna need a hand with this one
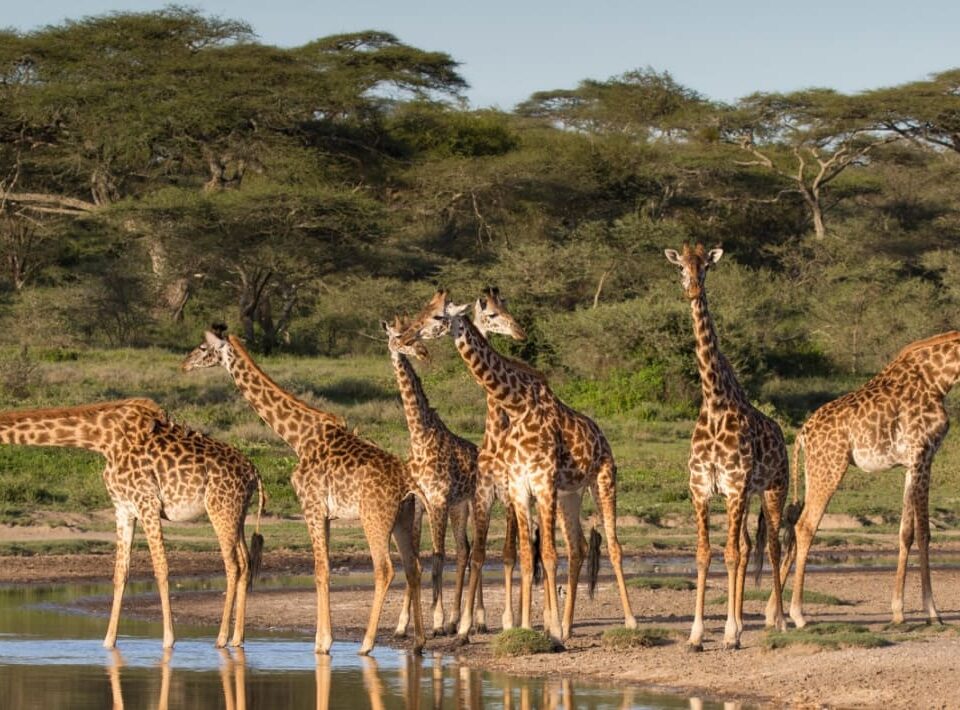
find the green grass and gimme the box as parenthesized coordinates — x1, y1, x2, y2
(711, 588, 851, 606)
(764, 622, 892, 650)
(600, 627, 673, 649)
(4, 346, 960, 544)
(491, 628, 555, 657)
(627, 576, 695, 591)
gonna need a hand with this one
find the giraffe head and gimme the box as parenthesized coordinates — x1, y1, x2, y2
(398, 289, 471, 345)
(180, 324, 235, 372)
(381, 316, 430, 361)
(664, 243, 723, 300)
(474, 287, 526, 340)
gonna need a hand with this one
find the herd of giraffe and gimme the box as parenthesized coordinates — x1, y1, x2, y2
(1, 241, 958, 656)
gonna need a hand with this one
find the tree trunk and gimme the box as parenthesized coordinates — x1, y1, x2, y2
(800, 187, 826, 239)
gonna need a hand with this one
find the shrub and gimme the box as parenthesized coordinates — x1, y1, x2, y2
(491, 628, 555, 657)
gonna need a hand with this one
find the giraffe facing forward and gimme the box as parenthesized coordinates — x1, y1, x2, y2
(181, 329, 424, 655)
(382, 315, 481, 637)
(0, 398, 265, 649)
(782, 331, 960, 628)
(665, 244, 788, 650)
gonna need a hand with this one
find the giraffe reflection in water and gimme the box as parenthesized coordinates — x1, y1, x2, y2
(107, 645, 677, 709)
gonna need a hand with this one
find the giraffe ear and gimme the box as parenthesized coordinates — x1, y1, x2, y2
(707, 248, 724, 265)
(664, 249, 682, 266)
(450, 303, 471, 317)
(379, 319, 389, 333)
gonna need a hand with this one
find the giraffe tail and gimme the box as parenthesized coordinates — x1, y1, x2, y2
(587, 527, 602, 599)
(753, 507, 766, 586)
(532, 524, 543, 586)
(248, 476, 267, 591)
(782, 431, 805, 565)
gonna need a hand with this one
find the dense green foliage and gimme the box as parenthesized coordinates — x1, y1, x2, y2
(1, 7, 960, 412)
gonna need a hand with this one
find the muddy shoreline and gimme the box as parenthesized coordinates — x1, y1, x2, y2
(4, 547, 960, 707)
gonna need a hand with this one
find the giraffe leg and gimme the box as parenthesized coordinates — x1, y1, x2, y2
(103, 504, 136, 649)
(391, 497, 425, 654)
(425, 503, 449, 637)
(139, 507, 175, 648)
(734, 504, 751, 639)
(456, 488, 493, 642)
(305, 509, 333, 654)
(913, 461, 941, 624)
(535, 490, 563, 643)
(513, 496, 536, 631)
(788, 453, 845, 628)
(230, 528, 251, 647)
(557, 489, 585, 641)
(594, 460, 637, 629)
(360, 516, 395, 656)
(447, 500, 470, 635)
(688, 492, 711, 651)
(762, 487, 788, 631)
(394, 497, 422, 638)
(892, 467, 919, 625)
(501, 499, 519, 631)
(316, 654, 332, 710)
(721, 495, 746, 650)
(210, 507, 243, 648)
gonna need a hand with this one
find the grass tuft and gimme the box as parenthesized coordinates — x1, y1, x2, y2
(491, 628, 555, 657)
(712, 587, 851, 606)
(628, 576, 695, 591)
(764, 622, 892, 650)
(601, 627, 673, 650)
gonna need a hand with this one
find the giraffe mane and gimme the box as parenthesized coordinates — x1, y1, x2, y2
(0, 398, 166, 423)
(890, 330, 960, 362)
(226, 335, 347, 430)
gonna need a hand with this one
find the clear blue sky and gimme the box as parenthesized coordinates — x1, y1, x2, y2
(5, 1, 959, 108)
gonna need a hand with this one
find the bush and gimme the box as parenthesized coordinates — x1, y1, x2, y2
(601, 627, 673, 649)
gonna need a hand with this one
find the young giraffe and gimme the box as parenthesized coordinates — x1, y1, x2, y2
(782, 330, 960, 628)
(401, 289, 637, 642)
(665, 244, 788, 650)
(382, 315, 480, 637)
(0, 398, 265, 649)
(387, 305, 527, 642)
(180, 330, 424, 655)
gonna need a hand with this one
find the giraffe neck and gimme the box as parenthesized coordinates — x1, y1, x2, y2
(926, 342, 960, 396)
(224, 336, 340, 452)
(691, 292, 747, 407)
(0, 399, 161, 454)
(390, 351, 437, 447)
(452, 317, 539, 412)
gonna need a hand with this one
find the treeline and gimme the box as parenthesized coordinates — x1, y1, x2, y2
(1, 7, 959, 408)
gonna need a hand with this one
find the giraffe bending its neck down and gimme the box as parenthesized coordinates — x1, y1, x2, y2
(382, 316, 482, 638)
(181, 331, 424, 655)
(782, 330, 960, 628)
(665, 244, 788, 651)
(401, 289, 636, 643)
(0, 398, 265, 649)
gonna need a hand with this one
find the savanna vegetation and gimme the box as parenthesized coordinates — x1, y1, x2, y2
(2, 7, 960, 544)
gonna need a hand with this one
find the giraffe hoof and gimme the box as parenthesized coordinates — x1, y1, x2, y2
(412, 643, 424, 656)
(444, 622, 458, 635)
(452, 634, 470, 648)
(721, 639, 740, 651)
(686, 642, 704, 653)
(475, 623, 488, 634)
(393, 630, 408, 640)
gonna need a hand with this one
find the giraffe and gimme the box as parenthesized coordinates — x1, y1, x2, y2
(665, 244, 788, 650)
(180, 329, 424, 655)
(382, 315, 480, 637)
(781, 330, 960, 628)
(400, 288, 637, 642)
(0, 398, 265, 649)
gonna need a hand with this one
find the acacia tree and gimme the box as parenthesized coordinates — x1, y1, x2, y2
(861, 69, 960, 157)
(725, 89, 898, 238)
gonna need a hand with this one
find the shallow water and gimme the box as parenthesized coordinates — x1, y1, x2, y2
(0, 581, 740, 709)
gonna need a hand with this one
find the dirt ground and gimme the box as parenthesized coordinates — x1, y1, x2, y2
(4, 538, 960, 707)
